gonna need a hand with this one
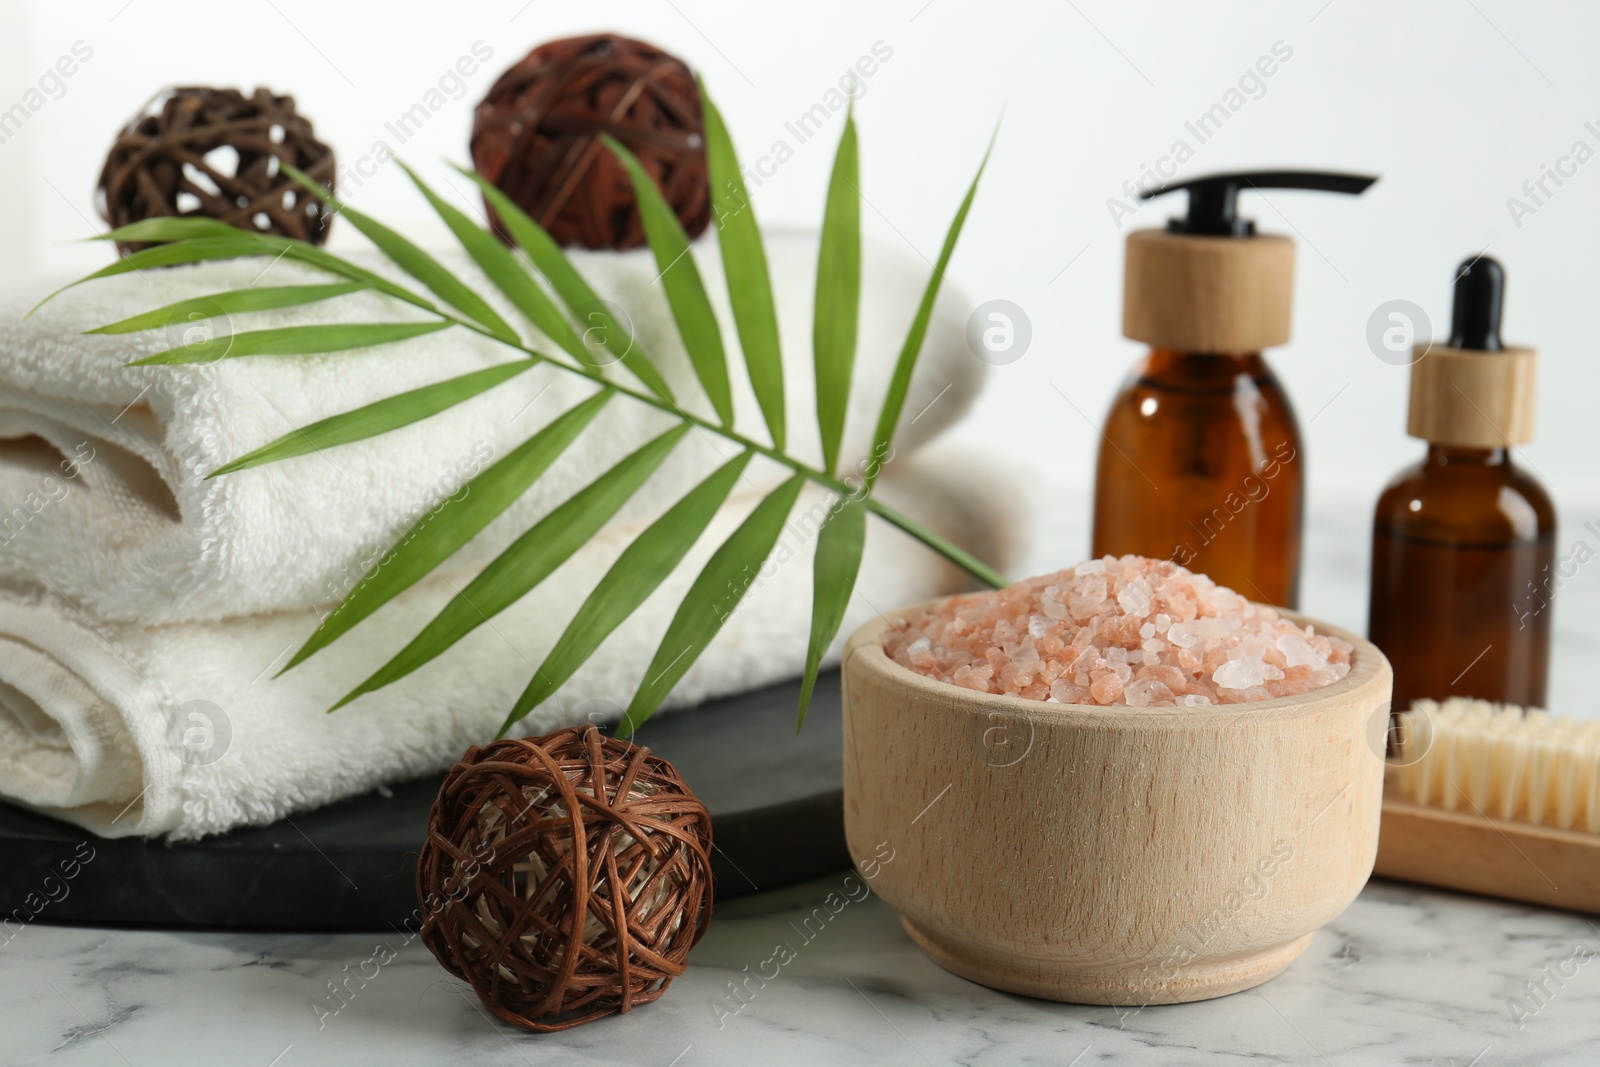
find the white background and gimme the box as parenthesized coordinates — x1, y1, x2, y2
(3, 0, 1598, 525)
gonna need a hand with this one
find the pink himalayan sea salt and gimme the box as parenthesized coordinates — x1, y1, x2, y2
(883, 555, 1352, 707)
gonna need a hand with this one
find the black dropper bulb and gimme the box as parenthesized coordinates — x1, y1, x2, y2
(1141, 170, 1378, 237)
(1447, 256, 1505, 351)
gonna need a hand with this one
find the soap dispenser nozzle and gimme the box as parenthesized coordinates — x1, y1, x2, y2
(1142, 170, 1378, 237)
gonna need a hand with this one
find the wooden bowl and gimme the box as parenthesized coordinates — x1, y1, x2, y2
(842, 607, 1391, 1005)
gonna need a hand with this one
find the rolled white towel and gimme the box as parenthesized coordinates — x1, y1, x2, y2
(0, 451, 1020, 840)
(0, 232, 983, 623)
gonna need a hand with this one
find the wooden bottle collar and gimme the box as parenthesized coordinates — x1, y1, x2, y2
(1407, 344, 1537, 447)
(1122, 229, 1296, 353)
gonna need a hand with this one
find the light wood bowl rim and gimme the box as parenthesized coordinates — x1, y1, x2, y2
(845, 599, 1390, 729)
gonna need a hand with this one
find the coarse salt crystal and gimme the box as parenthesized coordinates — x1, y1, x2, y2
(1117, 579, 1153, 617)
(1276, 632, 1325, 669)
(1213, 655, 1267, 690)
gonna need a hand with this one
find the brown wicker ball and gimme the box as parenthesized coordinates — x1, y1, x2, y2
(417, 725, 713, 1032)
(470, 34, 709, 250)
(98, 86, 336, 254)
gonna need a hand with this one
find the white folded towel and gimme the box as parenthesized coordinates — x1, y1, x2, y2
(0, 232, 983, 623)
(0, 453, 1018, 839)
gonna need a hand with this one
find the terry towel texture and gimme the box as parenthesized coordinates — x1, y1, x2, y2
(0, 233, 1019, 839)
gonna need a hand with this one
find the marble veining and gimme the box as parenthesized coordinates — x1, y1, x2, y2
(3, 493, 1599, 1064)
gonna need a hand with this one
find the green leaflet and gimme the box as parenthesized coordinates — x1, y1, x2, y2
(867, 126, 997, 488)
(88, 283, 368, 335)
(96, 217, 270, 244)
(620, 473, 806, 735)
(331, 424, 692, 709)
(701, 82, 786, 451)
(265, 242, 438, 307)
(282, 164, 518, 344)
(75, 224, 434, 310)
(498, 449, 755, 737)
(797, 494, 867, 728)
(127, 321, 450, 366)
(397, 162, 593, 368)
(458, 165, 676, 403)
(281, 387, 615, 673)
(208, 361, 537, 477)
(813, 111, 861, 476)
(601, 134, 735, 428)
(30, 237, 282, 313)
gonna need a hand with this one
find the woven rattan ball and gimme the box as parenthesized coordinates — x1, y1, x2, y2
(98, 86, 335, 254)
(470, 33, 709, 250)
(417, 725, 713, 1032)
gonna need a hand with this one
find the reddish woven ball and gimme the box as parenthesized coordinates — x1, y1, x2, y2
(470, 33, 710, 250)
(417, 725, 713, 1032)
(98, 86, 336, 254)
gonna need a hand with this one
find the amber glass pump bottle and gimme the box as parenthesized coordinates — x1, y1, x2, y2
(1368, 257, 1555, 712)
(1092, 171, 1377, 608)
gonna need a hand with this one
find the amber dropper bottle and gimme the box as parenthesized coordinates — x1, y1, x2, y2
(1368, 257, 1555, 711)
(1092, 170, 1376, 608)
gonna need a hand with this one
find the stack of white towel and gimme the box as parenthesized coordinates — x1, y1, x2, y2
(0, 232, 1017, 839)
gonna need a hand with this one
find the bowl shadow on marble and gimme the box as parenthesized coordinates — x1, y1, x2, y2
(841, 605, 1392, 1006)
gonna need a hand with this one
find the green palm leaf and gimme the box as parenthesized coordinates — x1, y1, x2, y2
(797, 494, 867, 728)
(281, 387, 615, 673)
(127, 321, 450, 366)
(42, 85, 1011, 736)
(282, 165, 518, 345)
(458, 165, 676, 403)
(397, 163, 594, 368)
(498, 449, 755, 737)
(701, 82, 786, 451)
(620, 473, 806, 735)
(814, 110, 861, 476)
(88, 283, 368, 335)
(601, 134, 735, 428)
(331, 423, 692, 710)
(867, 128, 997, 487)
(208, 360, 537, 477)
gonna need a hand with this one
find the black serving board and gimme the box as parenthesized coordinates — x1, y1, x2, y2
(0, 672, 847, 930)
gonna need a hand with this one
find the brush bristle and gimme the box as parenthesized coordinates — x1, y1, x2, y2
(1391, 698, 1600, 833)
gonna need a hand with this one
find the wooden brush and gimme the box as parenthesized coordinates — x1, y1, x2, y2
(1375, 698, 1600, 913)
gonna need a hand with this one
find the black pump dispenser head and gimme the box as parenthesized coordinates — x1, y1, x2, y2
(1141, 170, 1378, 236)
(1447, 256, 1506, 351)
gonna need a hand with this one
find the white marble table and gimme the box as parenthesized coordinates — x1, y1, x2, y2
(4, 875, 1598, 1066)
(5, 493, 1598, 1065)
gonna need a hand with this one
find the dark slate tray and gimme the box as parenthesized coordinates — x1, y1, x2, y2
(0, 672, 846, 930)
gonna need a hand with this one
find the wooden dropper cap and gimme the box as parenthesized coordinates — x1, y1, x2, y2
(1408, 257, 1537, 448)
(1122, 170, 1377, 354)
